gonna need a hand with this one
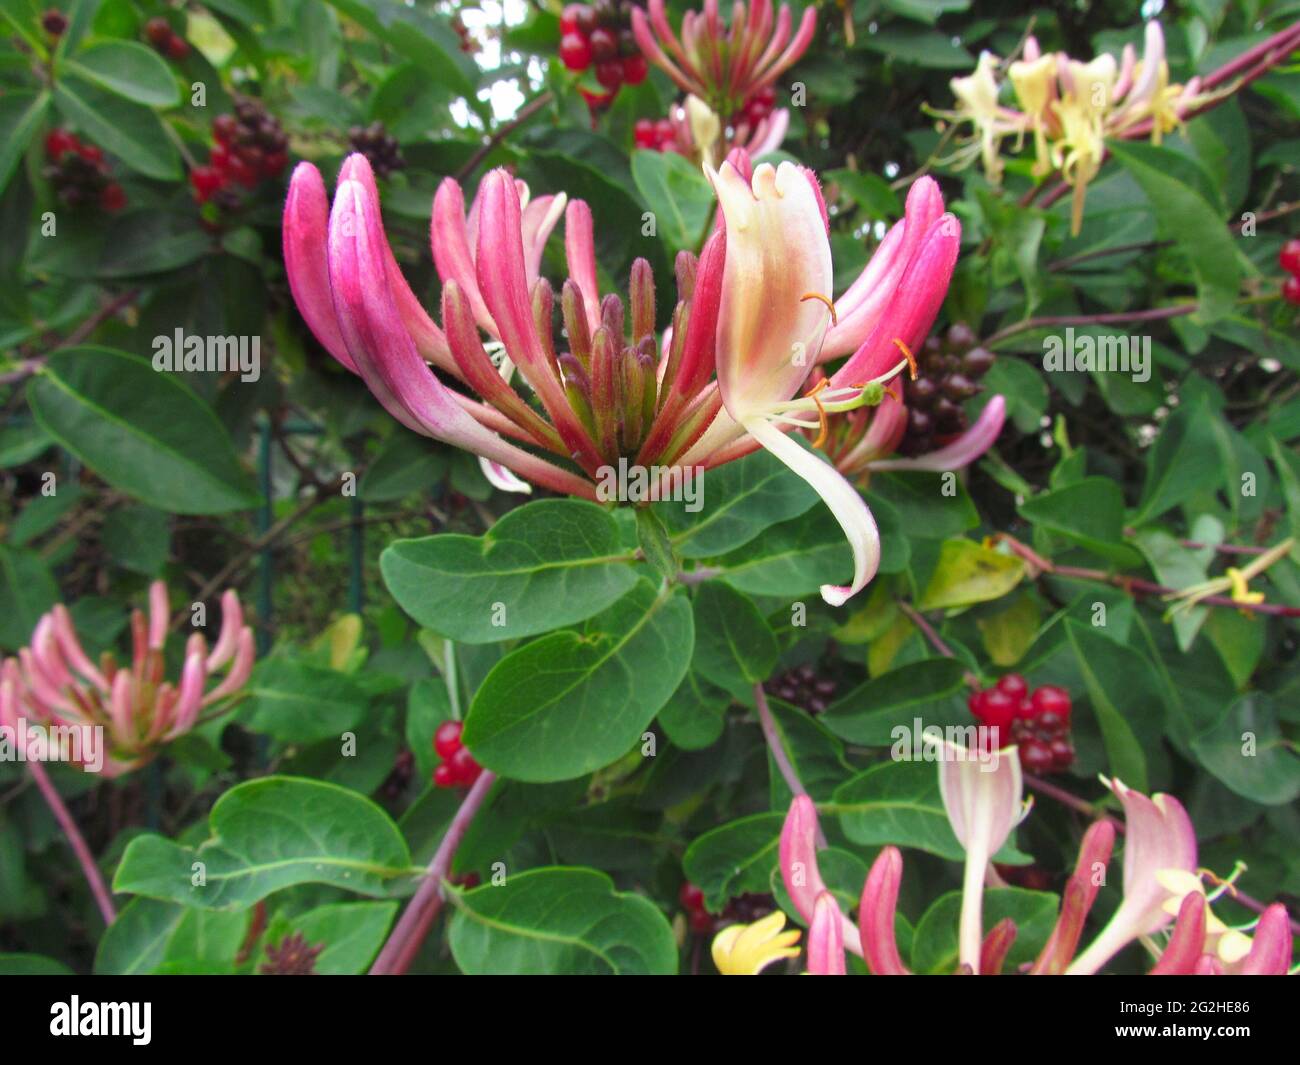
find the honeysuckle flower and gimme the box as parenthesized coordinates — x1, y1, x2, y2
(711, 909, 801, 974)
(1030, 818, 1116, 975)
(859, 845, 910, 975)
(929, 736, 1029, 974)
(0, 582, 253, 777)
(933, 22, 1216, 233)
(693, 159, 960, 604)
(806, 891, 846, 975)
(666, 95, 790, 168)
(633, 0, 816, 119)
(1237, 904, 1295, 976)
(1150, 888, 1294, 975)
(1066, 777, 1197, 974)
(780, 794, 863, 956)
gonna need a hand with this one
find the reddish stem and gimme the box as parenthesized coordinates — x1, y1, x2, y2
(27, 760, 116, 926)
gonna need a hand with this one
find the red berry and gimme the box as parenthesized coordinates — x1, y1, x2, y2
(1049, 738, 1075, 768)
(573, 4, 597, 34)
(622, 54, 648, 85)
(996, 674, 1028, 701)
(145, 17, 171, 47)
(433, 720, 464, 759)
(634, 119, 656, 148)
(579, 87, 615, 111)
(449, 745, 481, 785)
(100, 183, 126, 212)
(41, 9, 67, 36)
(654, 119, 674, 145)
(688, 909, 714, 934)
(1284, 275, 1300, 306)
(589, 27, 618, 63)
(559, 4, 583, 34)
(212, 114, 238, 145)
(595, 58, 623, 91)
(76, 143, 104, 165)
(1019, 738, 1055, 773)
(558, 32, 592, 71)
(165, 34, 190, 60)
(433, 763, 457, 789)
(679, 882, 705, 912)
(263, 151, 288, 177)
(1030, 685, 1071, 723)
(189, 165, 225, 202)
(44, 129, 78, 160)
(1280, 239, 1300, 275)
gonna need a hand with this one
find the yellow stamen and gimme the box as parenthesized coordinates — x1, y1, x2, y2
(892, 338, 918, 379)
(805, 376, 831, 449)
(800, 291, 838, 327)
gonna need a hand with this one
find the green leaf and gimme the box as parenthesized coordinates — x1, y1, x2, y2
(358, 431, 448, 501)
(635, 504, 677, 581)
(0, 89, 49, 197)
(278, 901, 399, 974)
(243, 659, 371, 744)
(380, 499, 638, 644)
(95, 897, 187, 973)
(911, 887, 1058, 973)
(0, 545, 59, 650)
(858, 26, 973, 68)
(711, 507, 858, 597)
(1133, 402, 1220, 524)
(822, 658, 969, 746)
(826, 168, 901, 219)
(657, 670, 729, 750)
(53, 76, 181, 180)
(631, 149, 714, 254)
(691, 582, 778, 690)
(1191, 694, 1300, 806)
(27, 347, 258, 514)
(66, 41, 181, 107)
(1065, 621, 1160, 791)
(1019, 478, 1141, 565)
(659, 448, 817, 558)
(113, 777, 414, 909)
(866, 471, 978, 540)
(465, 581, 693, 781)
(764, 698, 852, 804)
(831, 760, 965, 861)
(1107, 141, 1241, 324)
(917, 539, 1024, 610)
(101, 505, 170, 576)
(448, 867, 676, 974)
(0, 953, 75, 975)
(682, 813, 784, 912)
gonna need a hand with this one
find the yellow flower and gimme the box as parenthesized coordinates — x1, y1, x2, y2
(1225, 567, 1265, 608)
(1008, 53, 1058, 176)
(711, 910, 802, 975)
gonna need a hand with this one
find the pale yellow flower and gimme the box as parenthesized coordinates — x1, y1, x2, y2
(712, 910, 802, 975)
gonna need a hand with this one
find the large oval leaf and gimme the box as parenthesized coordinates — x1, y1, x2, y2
(66, 41, 181, 108)
(448, 867, 676, 974)
(27, 346, 258, 514)
(464, 581, 694, 781)
(52, 77, 180, 180)
(380, 498, 639, 643)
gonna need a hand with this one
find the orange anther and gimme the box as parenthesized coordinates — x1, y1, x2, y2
(892, 338, 918, 379)
(800, 292, 838, 327)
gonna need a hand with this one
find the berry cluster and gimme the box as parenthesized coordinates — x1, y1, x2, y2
(764, 663, 837, 715)
(558, 2, 648, 112)
(1278, 239, 1300, 305)
(633, 117, 681, 154)
(43, 130, 126, 212)
(680, 883, 777, 938)
(347, 122, 405, 180)
(729, 86, 776, 130)
(899, 322, 994, 457)
(967, 674, 1074, 774)
(144, 16, 190, 60)
(189, 98, 288, 207)
(432, 720, 484, 789)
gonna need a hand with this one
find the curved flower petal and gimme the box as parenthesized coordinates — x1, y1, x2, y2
(870, 394, 1006, 472)
(807, 892, 846, 975)
(859, 846, 911, 974)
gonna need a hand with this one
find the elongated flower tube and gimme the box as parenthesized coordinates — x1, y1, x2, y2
(780, 794, 863, 955)
(1066, 778, 1197, 974)
(0, 583, 253, 777)
(633, 0, 816, 120)
(859, 845, 911, 975)
(929, 737, 1029, 974)
(807, 892, 846, 975)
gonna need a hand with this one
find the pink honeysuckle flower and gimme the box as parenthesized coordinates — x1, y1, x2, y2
(1066, 777, 1197, 974)
(929, 736, 1029, 974)
(1030, 818, 1116, 975)
(698, 159, 958, 604)
(633, 0, 816, 119)
(0, 582, 253, 777)
(780, 794, 863, 956)
(807, 891, 847, 975)
(859, 845, 911, 975)
(1236, 904, 1294, 976)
